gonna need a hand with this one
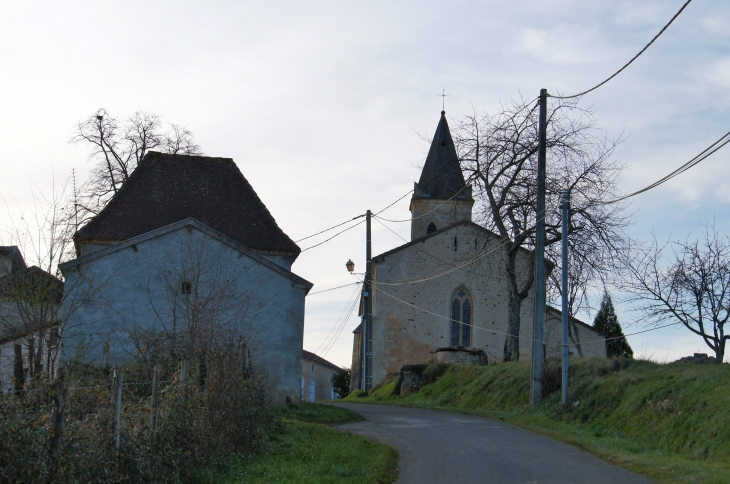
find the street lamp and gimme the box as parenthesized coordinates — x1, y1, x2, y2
(346, 259, 355, 273)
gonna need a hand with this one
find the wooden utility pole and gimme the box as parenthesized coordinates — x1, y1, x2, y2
(111, 369, 123, 454)
(531, 89, 548, 406)
(362, 209, 373, 392)
(561, 189, 571, 406)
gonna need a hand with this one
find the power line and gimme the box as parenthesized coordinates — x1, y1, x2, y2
(300, 219, 366, 252)
(375, 181, 474, 223)
(295, 214, 366, 243)
(601, 130, 730, 205)
(550, 0, 692, 100)
(374, 282, 684, 349)
(308, 281, 362, 296)
(320, 289, 361, 359)
(311, 283, 362, 356)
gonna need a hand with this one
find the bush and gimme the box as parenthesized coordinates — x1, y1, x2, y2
(0, 349, 275, 483)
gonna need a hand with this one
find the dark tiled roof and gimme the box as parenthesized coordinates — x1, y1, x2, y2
(0, 266, 63, 304)
(75, 152, 300, 258)
(415, 111, 469, 200)
(0, 246, 27, 273)
(0, 266, 63, 342)
(302, 349, 342, 372)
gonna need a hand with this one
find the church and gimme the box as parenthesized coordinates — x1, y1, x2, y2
(351, 112, 606, 389)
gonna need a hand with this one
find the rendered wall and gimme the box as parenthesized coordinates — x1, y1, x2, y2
(61, 226, 308, 403)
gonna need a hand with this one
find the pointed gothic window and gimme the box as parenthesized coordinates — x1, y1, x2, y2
(427, 223, 437, 235)
(450, 288, 472, 347)
(451, 299, 460, 346)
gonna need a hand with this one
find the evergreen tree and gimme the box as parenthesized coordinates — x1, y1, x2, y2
(593, 293, 633, 358)
(331, 367, 352, 398)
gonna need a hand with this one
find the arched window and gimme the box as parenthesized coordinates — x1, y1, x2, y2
(427, 222, 437, 235)
(450, 288, 472, 347)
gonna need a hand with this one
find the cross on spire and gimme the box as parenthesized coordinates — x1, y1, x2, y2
(439, 88, 449, 111)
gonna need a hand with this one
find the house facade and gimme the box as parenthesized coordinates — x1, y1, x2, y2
(301, 349, 341, 401)
(0, 248, 62, 392)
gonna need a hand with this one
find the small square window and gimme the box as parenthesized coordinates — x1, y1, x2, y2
(181, 282, 192, 294)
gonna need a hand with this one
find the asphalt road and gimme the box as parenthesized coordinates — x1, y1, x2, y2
(334, 403, 652, 484)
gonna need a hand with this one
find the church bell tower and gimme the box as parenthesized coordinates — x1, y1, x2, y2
(410, 111, 474, 240)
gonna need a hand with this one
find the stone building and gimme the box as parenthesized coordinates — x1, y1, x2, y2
(351, 112, 606, 388)
(59, 152, 312, 403)
(301, 349, 341, 401)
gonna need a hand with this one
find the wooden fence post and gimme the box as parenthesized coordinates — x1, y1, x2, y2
(47, 367, 67, 480)
(13, 343, 24, 395)
(102, 342, 110, 381)
(180, 359, 190, 384)
(111, 369, 123, 455)
(150, 365, 160, 447)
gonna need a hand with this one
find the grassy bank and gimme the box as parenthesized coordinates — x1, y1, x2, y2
(344, 358, 730, 484)
(201, 403, 398, 484)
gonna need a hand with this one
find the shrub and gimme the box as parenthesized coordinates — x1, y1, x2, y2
(0, 349, 275, 483)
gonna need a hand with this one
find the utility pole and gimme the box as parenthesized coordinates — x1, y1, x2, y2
(561, 189, 571, 406)
(530, 89, 548, 406)
(362, 209, 373, 392)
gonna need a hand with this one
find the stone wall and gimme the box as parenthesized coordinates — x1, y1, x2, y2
(367, 222, 607, 387)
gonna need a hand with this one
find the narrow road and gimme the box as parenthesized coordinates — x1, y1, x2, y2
(334, 403, 651, 484)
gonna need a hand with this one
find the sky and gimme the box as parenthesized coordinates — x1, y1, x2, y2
(1, 0, 729, 367)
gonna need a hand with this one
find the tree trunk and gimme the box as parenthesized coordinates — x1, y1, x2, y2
(568, 321, 584, 357)
(503, 295, 522, 361)
(503, 248, 532, 362)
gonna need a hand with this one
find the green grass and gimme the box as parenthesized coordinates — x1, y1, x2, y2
(274, 401, 366, 425)
(343, 358, 730, 484)
(201, 403, 398, 484)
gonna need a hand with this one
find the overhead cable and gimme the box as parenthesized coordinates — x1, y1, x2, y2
(375, 179, 475, 223)
(374, 283, 684, 348)
(308, 281, 362, 296)
(300, 219, 366, 252)
(550, 0, 692, 100)
(295, 214, 365, 243)
(601, 130, 730, 204)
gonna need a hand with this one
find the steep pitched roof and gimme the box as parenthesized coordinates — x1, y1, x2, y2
(75, 152, 300, 258)
(0, 246, 27, 274)
(415, 111, 469, 200)
(0, 266, 63, 304)
(302, 350, 341, 372)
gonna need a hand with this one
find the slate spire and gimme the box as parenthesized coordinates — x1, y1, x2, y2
(415, 111, 468, 200)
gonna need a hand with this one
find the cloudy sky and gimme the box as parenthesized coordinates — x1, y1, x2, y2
(1, 0, 729, 366)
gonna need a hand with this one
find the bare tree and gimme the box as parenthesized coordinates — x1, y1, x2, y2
(453, 96, 631, 361)
(625, 223, 730, 362)
(135, 232, 264, 364)
(70, 109, 202, 225)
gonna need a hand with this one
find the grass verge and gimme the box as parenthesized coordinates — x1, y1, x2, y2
(343, 358, 730, 484)
(201, 403, 398, 484)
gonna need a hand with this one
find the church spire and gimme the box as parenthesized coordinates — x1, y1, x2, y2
(415, 111, 468, 200)
(409, 111, 473, 241)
